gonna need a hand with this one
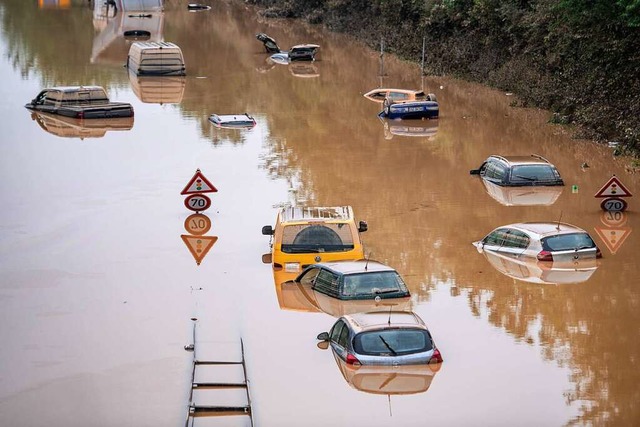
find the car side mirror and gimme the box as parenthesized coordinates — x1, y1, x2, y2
(262, 225, 274, 236)
(316, 332, 329, 341)
(358, 221, 368, 233)
(261, 253, 272, 264)
(469, 169, 481, 175)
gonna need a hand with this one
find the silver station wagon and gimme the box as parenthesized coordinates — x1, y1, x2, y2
(316, 311, 443, 366)
(473, 222, 602, 262)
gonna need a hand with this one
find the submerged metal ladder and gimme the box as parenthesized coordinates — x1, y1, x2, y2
(184, 320, 253, 427)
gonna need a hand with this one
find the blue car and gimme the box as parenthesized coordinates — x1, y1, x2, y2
(379, 94, 439, 120)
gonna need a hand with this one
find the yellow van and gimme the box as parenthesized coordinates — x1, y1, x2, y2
(262, 206, 368, 273)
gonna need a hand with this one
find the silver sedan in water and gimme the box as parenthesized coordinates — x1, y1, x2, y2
(316, 311, 443, 366)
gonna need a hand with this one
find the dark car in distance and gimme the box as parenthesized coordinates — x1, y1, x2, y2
(470, 154, 564, 187)
(293, 260, 410, 301)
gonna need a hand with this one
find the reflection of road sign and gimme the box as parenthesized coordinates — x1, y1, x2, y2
(184, 194, 212, 212)
(181, 169, 218, 195)
(184, 213, 212, 235)
(593, 227, 632, 255)
(600, 197, 628, 212)
(181, 235, 218, 265)
(594, 176, 632, 198)
(600, 210, 628, 227)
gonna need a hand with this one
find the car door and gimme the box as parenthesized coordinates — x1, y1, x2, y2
(329, 320, 350, 361)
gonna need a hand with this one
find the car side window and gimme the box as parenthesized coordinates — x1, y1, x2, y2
(330, 320, 345, 343)
(484, 228, 510, 246)
(299, 267, 320, 286)
(313, 269, 340, 296)
(503, 230, 530, 248)
(389, 91, 409, 101)
(484, 161, 508, 181)
(337, 323, 350, 348)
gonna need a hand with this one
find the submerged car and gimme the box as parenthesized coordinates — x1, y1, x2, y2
(208, 113, 256, 129)
(274, 272, 411, 316)
(473, 222, 602, 262)
(270, 44, 320, 64)
(25, 86, 134, 119)
(316, 311, 443, 366)
(470, 154, 564, 187)
(262, 206, 368, 273)
(293, 260, 411, 301)
(256, 32, 281, 53)
(380, 95, 439, 120)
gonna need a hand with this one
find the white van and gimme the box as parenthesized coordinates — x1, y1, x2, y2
(127, 41, 186, 76)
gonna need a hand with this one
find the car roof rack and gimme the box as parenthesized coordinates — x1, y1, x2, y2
(530, 153, 550, 163)
(490, 155, 509, 163)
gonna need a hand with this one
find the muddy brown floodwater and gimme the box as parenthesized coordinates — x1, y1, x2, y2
(0, 1, 639, 426)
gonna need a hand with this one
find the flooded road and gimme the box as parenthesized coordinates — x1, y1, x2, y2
(1, 1, 640, 426)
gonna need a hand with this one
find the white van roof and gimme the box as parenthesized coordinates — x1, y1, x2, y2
(129, 41, 182, 54)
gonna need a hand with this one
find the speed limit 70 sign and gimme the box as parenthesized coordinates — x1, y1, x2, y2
(600, 197, 627, 212)
(184, 193, 212, 212)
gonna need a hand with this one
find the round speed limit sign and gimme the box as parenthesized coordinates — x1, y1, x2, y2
(600, 197, 627, 212)
(184, 193, 212, 212)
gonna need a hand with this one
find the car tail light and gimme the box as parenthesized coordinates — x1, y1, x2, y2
(346, 353, 361, 366)
(429, 348, 443, 364)
(284, 262, 300, 273)
(596, 246, 602, 258)
(77, 111, 84, 119)
(537, 250, 553, 261)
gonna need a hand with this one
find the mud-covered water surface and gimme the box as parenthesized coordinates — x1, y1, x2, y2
(1, 1, 639, 426)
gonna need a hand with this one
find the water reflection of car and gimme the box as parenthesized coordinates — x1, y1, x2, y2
(316, 311, 443, 366)
(333, 354, 440, 395)
(480, 249, 599, 284)
(262, 206, 368, 273)
(294, 260, 410, 301)
(480, 179, 564, 206)
(473, 222, 602, 262)
(289, 62, 319, 78)
(379, 116, 438, 140)
(470, 154, 564, 187)
(128, 69, 185, 104)
(30, 111, 134, 139)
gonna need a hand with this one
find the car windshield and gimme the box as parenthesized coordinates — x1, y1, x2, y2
(354, 329, 432, 356)
(281, 224, 355, 253)
(542, 233, 596, 251)
(509, 165, 560, 183)
(342, 272, 408, 297)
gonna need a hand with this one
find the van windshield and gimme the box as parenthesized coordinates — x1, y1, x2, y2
(281, 224, 354, 253)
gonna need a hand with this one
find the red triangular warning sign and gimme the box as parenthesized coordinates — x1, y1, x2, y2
(181, 169, 218, 195)
(594, 176, 633, 198)
(181, 235, 218, 265)
(593, 227, 632, 255)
